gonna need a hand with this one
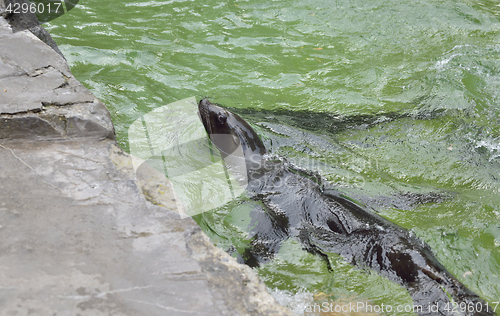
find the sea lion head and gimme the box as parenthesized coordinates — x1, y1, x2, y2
(198, 99, 266, 159)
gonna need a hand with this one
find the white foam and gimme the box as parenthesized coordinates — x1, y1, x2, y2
(475, 137, 500, 162)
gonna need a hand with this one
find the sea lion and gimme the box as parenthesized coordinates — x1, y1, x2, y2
(198, 98, 493, 316)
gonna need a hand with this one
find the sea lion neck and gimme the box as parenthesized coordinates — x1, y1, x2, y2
(198, 99, 267, 160)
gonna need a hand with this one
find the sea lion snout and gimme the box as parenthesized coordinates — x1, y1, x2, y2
(198, 99, 267, 162)
(198, 98, 211, 110)
(198, 99, 211, 122)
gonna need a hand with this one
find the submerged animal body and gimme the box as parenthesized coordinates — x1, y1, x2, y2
(198, 99, 493, 316)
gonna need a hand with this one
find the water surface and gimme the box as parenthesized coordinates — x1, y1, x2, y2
(46, 0, 500, 314)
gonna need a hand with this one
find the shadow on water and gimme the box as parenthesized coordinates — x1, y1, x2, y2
(230, 105, 449, 136)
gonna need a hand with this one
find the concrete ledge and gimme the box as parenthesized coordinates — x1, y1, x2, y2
(0, 2, 293, 315)
(0, 17, 114, 141)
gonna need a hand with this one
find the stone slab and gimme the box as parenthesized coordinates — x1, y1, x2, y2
(0, 17, 113, 141)
(0, 0, 65, 57)
(0, 140, 293, 316)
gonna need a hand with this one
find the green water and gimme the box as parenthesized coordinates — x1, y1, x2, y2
(46, 0, 500, 314)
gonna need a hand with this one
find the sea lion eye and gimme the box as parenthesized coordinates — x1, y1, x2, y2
(218, 113, 227, 124)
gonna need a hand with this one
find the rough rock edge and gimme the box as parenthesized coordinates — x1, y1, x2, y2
(109, 144, 295, 316)
(0, 13, 115, 140)
(185, 227, 294, 316)
(0, 100, 115, 141)
(0, 0, 65, 58)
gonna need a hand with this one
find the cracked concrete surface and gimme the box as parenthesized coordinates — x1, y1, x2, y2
(0, 2, 293, 315)
(0, 141, 292, 316)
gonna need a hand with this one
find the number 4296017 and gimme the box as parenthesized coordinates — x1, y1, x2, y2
(444, 301, 499, 313)
(5, 2, 62, 14)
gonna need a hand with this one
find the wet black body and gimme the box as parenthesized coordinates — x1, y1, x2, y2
(198, 99, 492, 316)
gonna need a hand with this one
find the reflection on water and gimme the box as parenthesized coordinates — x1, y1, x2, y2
(46, 0, 500, 314)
